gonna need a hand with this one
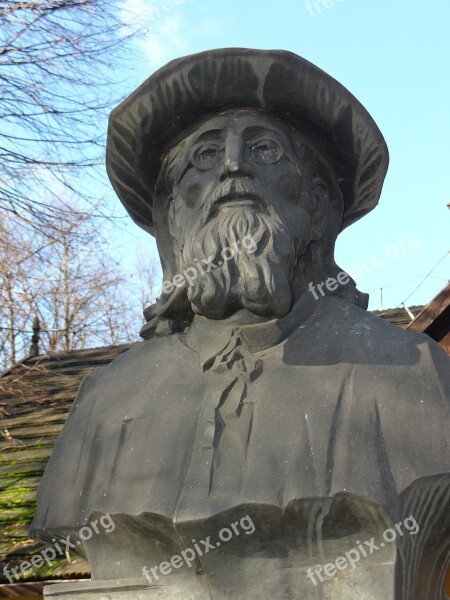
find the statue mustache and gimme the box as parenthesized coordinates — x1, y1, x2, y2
(205, 178, 267, 220)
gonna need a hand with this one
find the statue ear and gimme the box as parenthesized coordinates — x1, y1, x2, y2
(165, 194, 180, 242)
(167, 195, 175, 225)
(311, 176, 329, 241)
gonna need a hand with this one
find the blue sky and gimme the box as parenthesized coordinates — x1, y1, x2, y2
(115, 0, 450, 311)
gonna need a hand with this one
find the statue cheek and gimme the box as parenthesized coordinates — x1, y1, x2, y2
(179, 173, 212, 209)
(276, 171, 303, 204)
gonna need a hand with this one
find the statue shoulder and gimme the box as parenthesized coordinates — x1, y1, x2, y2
(318, 296, 437, 345)
(293, 296, 450, 386)
(72, 334, 188, 404)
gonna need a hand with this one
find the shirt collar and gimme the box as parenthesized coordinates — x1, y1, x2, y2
(182, 291, 321, 368)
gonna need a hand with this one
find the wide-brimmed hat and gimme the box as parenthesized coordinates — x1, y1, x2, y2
(106, 48, 389, 235)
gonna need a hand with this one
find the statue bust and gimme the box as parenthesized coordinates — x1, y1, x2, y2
(31, 49, 450, 600)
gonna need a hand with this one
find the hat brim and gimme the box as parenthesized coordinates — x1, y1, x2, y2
(106, 48, 389, 235)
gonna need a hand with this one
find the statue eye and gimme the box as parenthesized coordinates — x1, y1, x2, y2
(249, 139, 283, 164)
(191, 143, 222, 169)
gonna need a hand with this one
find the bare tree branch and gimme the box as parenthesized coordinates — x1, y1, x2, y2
(0, 0, 150, 235)
(0, 207, 158, 367)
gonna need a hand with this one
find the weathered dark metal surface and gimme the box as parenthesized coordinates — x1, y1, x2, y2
(26, 48, 450, 600)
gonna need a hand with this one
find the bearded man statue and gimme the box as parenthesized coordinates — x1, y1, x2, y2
(31, 49, 450, 600)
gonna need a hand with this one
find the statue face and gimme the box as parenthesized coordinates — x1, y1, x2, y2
(174, 111, 306, 231)
(163, 111, 329, 320)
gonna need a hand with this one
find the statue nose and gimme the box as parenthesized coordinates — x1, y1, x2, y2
(224, 134, 244, 173)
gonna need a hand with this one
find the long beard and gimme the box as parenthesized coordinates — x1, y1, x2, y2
(173, 203, 305, 320)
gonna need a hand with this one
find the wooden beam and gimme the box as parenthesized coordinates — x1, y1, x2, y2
(407, 283, 450, 333)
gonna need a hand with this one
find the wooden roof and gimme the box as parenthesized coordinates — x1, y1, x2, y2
(406, 283, 450, 332)
(0, 345, 131, 585)
(371, 305, 424, 328)
(407, 283, 450, 354)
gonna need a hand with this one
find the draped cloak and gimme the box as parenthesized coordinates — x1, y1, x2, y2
(31, 293, 450, 529)
(30, 295, 450, 597)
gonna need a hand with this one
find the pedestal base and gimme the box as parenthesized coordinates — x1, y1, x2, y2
(43, 576, 210, 600)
